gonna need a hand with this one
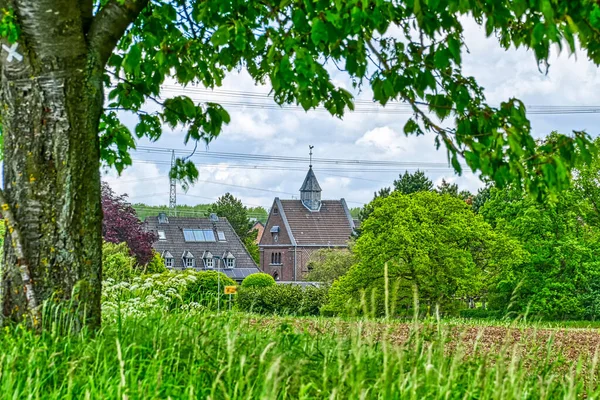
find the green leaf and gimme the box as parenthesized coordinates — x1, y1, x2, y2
(311, 18, 328, 45)
(211, 25, 230, 46)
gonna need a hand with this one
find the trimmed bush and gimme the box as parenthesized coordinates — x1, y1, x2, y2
(242, 273, 276, 288)
(237, 284, 328, 316)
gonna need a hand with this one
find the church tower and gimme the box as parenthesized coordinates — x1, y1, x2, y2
(300, 146, 322, 211)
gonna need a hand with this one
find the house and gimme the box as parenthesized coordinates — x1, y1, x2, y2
(251, 221, 265, 244)
(259, 166, 355, 281)
(146, 213, 260, 282)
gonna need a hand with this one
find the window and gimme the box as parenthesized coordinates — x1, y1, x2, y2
(273, 207, 278, 215)
(183, 229, 195, 242)
(165, 258, 173, 268)
(225, 258, 235, 268)
(183, 229, 217, 242)
(204, 230, 216, 242)
(205, 258, 214, 268)
(274, 233, 279, 243)
(271, 252, 282, 265)
(158, 230, 166, 240)
(217, 231, 226, 241)
(193, 229, 206, 241)
(185, 258, 194, 268)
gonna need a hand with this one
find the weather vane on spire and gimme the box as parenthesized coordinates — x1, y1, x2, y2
(309, 145, 314, 168)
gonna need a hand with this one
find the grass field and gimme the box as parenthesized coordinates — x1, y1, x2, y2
(2, 310, 600, 399)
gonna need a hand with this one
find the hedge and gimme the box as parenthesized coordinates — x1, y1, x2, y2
(237, 284, 328, 316)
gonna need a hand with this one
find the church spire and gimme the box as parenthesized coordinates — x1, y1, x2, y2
(300, 145, 321, 211)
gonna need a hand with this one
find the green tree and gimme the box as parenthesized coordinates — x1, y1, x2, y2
(208, 193, 259, 263)
(358, 187, 391, 223)
(209, 193, 252, 241)
(0, 0, 595, 328)
(327, 192, 523, 316)
(481, 187, 600, 320)
(305, 249, 356, 285)
(393, 170, 434, 195)
(471, 186, 492, 214)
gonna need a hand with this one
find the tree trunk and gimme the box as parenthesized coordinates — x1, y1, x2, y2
(0, 2, 105, 329)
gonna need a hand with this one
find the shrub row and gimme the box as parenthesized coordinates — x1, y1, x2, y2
(237, 284, 328, 316)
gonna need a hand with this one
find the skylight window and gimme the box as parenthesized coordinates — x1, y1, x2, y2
(183, 229, 195, 242)
(193, 230, 206, 241)
(158, 230, 166, 240)
(183, 229, 217, 242)
(217, 231, 226, 241)
(204, 230, 216, 241)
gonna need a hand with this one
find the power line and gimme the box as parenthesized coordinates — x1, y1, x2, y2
(129, 158, 454, 173)
(135, 146, 461, 168)
(161, 85, 600, 115)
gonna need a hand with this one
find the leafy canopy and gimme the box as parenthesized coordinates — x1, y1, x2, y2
(305, 248, 356, 285)
(481, 139, 600, 320)
(96, 0, 600, 198)
(328, 191, 524, 316)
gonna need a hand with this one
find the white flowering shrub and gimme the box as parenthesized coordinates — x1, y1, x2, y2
(101, 270, 237, 321)
(102, 271, 202, 321)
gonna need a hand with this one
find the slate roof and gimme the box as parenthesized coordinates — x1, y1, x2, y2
(299, 167, 322, 192)
(145, 215, 259, 280)
(278, 199, 354, 246)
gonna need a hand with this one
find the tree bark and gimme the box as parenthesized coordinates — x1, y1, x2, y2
(0, 1, 104, 329)
(0, 0, 147, 329)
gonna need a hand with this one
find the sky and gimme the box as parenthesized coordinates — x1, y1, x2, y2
(104, 19, 600, 211)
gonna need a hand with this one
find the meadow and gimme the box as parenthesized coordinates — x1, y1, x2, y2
(2, 305, 600, 399)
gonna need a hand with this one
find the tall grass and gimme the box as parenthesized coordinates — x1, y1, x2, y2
(0, 308, 598, 399)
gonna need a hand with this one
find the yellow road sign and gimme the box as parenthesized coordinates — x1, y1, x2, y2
(224, 286, 237, 294)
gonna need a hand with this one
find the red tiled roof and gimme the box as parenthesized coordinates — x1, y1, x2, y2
(279, 200, 353, 246)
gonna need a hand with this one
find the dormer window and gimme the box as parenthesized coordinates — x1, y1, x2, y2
(182, 251, 194, 268)
(203, 251, 214, 268)
(163, 250, 174, 268)
(223, 251, 235, 268)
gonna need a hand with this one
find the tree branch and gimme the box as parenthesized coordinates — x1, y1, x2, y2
(0, 188, 40, 327)
(88, 0, 150, 66)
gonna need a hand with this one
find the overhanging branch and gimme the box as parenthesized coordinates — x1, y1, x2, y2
(88, 0, 150, 66)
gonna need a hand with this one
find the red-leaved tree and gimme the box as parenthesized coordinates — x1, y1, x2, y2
(101, 183, 155, 265)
